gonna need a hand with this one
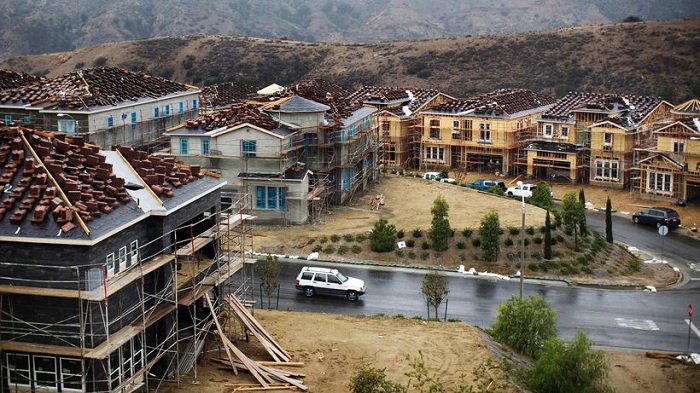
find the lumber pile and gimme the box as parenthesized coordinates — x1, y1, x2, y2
(204, 293, 307, 392)
(226, 294, 293, 362)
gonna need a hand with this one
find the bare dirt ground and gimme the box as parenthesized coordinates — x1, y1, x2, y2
(157, 173, 700, 393)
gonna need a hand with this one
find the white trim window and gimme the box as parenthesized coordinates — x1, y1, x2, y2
(544, 124, 553, 138)
(647, 171, 672, 193)
(106, 253, 116, 277)
(594, 158, 619, 181)
(479, 123, 491, 143)
(33, 355, 57, 390)
(561, 126, 570, 139)
(60, 358, 83, 392)
(130, 240, 139, 264)
(425, 146, 445, 162)
(5, 353, 31, 388)
(119, 246, 128, 272)
(603, 132, 613, 146)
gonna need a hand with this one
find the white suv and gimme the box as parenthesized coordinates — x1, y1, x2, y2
(295, 266, 366, 301)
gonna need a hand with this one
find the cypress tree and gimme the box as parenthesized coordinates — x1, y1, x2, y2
(605, 197, 613, 243)
(579, 188, 588, 236)
(544, 210, 552, 259)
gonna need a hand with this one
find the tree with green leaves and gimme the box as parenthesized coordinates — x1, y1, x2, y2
(531, 181, 553, 210)
(561, 191, 585, 251)
(479, 210, 501, 262)
(421, 270, 450, 319)
(429, 195, 451, 251)
(605, 197, 613, 243)
(348, 366, 405, 393)
(369, 219, 397, 252)
(255, 254, 282, 310)
(579, 188, 588, 236)
(488, 294, 558, 358)
(527, 331, 613, 393)
(544, 210, 552, 260)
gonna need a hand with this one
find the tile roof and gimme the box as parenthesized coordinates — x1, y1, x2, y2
(181, 103, 283, 132)
(201, 81, 260, 108)
(0, 69, 43, 90)
(269, 78, 363, 121)
(346, 86, 443, 115)
(541, 92, 664, 126)
(0, 67, 197, 111)
(429, 88, 556, 116)
(0, 125, 219, 241)
(270, 95, 331, 113)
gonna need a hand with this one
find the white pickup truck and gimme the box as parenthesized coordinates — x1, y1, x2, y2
(506, 183, 539, 198)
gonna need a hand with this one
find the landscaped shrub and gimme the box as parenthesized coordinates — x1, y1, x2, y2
(529, 263, 540, 272)
(524, 238, 531, 246)
(540, 225, 547, 233)
(421, 241, 431, 250)
(526, 226, 536, 235)
(343, 234, 355, 242)
(533, 236, 543, 244)
(530, 251, 542, 260)
(330, 234, 341, 243)
(320, 236, 328, 244)
(307, 238, 316, 245)
(323, 245, 335, 254)
(505, 238, 514, 246)
(412, 228, 423, 237)
(356, 234, 368, 242)
(397, 230, 405, 239)
(337, 245, 349, 255)
(406, 239, 415, 247)
(471, 238, 482, 247)
(555, 234, 564, 242)
(461, 228, 473, 237)
(351, 245, 362, 254)
(457, 241, 466, 249)
(312, 245, 322, 253)
(420, 251, 429, 260)
(508, 227, 520, 235)
(395, 250, 404, 258)
(408, 251, 417, 259)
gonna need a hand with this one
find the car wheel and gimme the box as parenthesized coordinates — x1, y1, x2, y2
(507, 192, 513, 196)
(656, 221, 662, 228)
(633, 217, 639, 224)
(346, 291, 358, 301)
(304, 287, 315, 297)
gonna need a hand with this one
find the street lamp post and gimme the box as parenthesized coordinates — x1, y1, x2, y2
(517, 180, 525, 299)
(57, 113, 77, 135)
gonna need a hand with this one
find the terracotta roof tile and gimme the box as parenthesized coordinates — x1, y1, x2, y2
(430, 88, 556, 116)
(0, 69, 43, 90)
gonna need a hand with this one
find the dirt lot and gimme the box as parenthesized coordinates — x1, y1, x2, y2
(157, 173, 700, 393)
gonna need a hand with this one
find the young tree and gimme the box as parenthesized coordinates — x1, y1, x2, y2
(479, 210, 501, 262)
(531, 181, 553, 210)
(544, 210, 552, 260)
(561, 191, 585, 251)
(579, 188, 588, 236)
(421, 270, 450, 319)
(349, 366, 405, 393)
(255, 254, 282, 310)
(429, 195, 451, 251)
(528, 331, 613, 393)
(605, 197, 613, 243)
(369, 219, 397, 252)
(488, 294, 558, 358)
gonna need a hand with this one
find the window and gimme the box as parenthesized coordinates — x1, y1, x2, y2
(60, 358, 82, 391)
(58, 119, 76, 135)
(544, 124, 553, 137)
(33, 355, 57, 389)
(242, 140, 256, 157)
(165, 104, 171, 116)
(594, 158, 619, 180)
(202, 138, 210, 155)
(106, 253, 116, 276)
(425, 146, 444, 162)
(130, 240, 139, 264)
(648, 171, 672, 192)
(453, 120, 460, 129)
(603, 132, 613, 145)
(429, 119, 440, 139)
(107, 115, 114, 127)
(256, 186, 287, 210)
(382, 120, 390, 131)
(131, 111, 137, 130)
(180, 138, 189, 154)
(5, 353, 31, 388)
(179, 102, 184, 113)
(119, 246, 127, 271)
(4, 114, 11, 124)
(327, 275, 342, 284)
(23, 115, 31, 124)
(561, 126, 569, 138)
(673, 141, 685, 153)
(463, 120, 472, 140)
(313, 273, 326, 283)
(479, 123, 491, 143)
(192, 99, 198, 109)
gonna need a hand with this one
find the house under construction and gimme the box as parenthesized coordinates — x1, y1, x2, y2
(0, 125, 257, 392)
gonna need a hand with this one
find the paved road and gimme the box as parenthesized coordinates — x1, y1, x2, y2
(248, 210, 700, 353)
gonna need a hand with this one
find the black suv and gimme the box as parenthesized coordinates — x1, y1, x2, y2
(632, 207, 681, 229)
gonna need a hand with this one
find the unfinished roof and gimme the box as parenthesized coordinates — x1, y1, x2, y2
(541, 92, 664, 126)
(257, 83, 285, 95)
(201, 81, 259, 109)
(346, 86, 445, 116)
(270, 79, 364, 121)
(671, 98, 700, 116)
(270, 95, 331, 113)
(177, 103, 285, 133)
(0, 69, 43, 90)
(0, 125, 222, 242)
(428, 88, 556, 116)
(0, 67, 198, 111)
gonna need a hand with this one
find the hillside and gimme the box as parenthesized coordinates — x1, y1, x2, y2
(2, 0, 699, 57)
(1, 18, 699, 101)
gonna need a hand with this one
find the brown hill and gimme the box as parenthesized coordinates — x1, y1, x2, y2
(1, 18, 699, 101)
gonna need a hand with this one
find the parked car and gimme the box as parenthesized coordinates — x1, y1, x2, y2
(294, 266, 366, 301)
(465, 179, 506, 192)
(632, 207, 681, 229)
(423, 172, 456, 183)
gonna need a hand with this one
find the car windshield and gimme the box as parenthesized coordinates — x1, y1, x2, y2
(335, 272, 349, 283)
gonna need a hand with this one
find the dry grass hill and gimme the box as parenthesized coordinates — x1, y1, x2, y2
(1, 18, 699, 102)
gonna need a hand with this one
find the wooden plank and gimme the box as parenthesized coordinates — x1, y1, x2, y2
(204, 293, 240, 377)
